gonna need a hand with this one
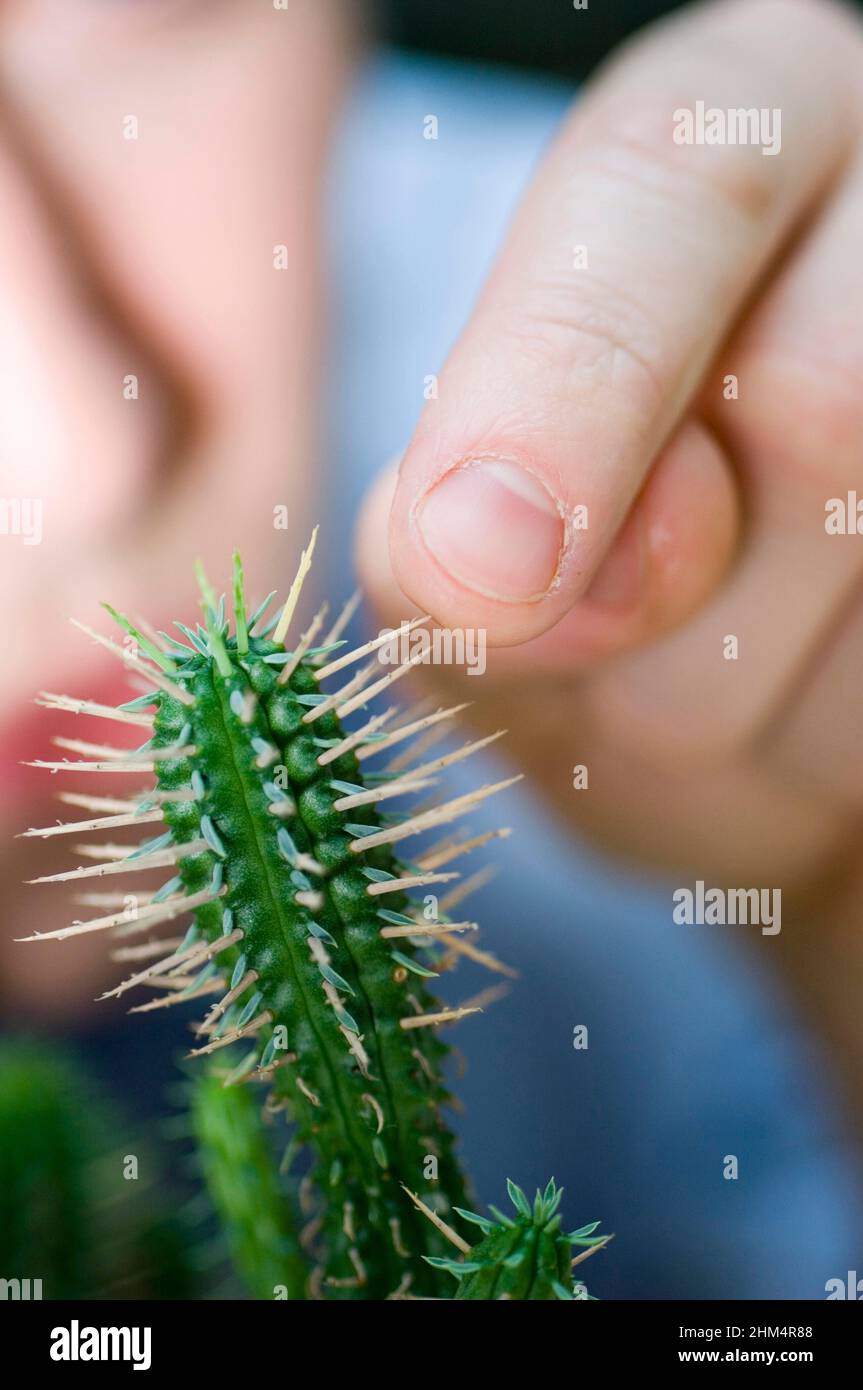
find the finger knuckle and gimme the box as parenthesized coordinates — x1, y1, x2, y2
(495, 278, 668, 415)
(583, 95, 782, 229)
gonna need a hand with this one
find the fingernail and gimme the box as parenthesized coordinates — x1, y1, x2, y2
(415, 459, 564, 603)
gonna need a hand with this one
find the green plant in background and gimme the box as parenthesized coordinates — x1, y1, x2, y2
(20, 536, 606, 1300)
(186, 1061, 307, 1300)
(0, 1040, 194, 1300)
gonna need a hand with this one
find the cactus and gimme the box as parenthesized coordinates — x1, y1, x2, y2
(186, 1063, 308, 1300)
(0, 1040, 195, 1299)
(408, 1178, 607, 1300)
(21, 537, 605, 1300)
(0, 1041, 96, 1298)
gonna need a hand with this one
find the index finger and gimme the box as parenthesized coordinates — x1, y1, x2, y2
(387, 0, 862, 644)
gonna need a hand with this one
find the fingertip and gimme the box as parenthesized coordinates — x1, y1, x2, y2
(387, 445, 579, 645)
(360, 418, 738, 658)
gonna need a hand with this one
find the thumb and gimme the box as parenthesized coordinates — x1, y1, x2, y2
(364, 418, 739, 663)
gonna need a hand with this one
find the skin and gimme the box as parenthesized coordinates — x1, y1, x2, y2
(0, 0, 353, 1007)
(357, 0, 863, 1130)
(0, 0, 861, 1147)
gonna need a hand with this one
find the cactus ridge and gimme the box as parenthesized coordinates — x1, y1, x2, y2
(23, 540, 520, 1299)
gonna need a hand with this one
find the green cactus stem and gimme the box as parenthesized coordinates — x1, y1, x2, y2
(22, 539, 521, 1299)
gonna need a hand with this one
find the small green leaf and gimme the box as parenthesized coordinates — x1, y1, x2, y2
(506, 1179, 531, 1219)
(102, 603, 178, 674)
(193, 561, 232, 678)
(319, 963, 354, 997)
(118, 692, 160, 711)
(247, 589, 277, 633)
(422, 1257, 482, 1277)
(277, 828, 298, 864)
(390, 950, 438, 979)
(306, 921, 337, 946)
(452, 1206, 494, 1236)
(232, 551, 249, 656)
(237, 992, 263, 1028)
(376, 909, 415, 926)
(182, 962, 217, 997)
(568, 1220, 601, 1240)
(223, 1048, 258, 1086)
(200, 815, 227, 859)
(544, 1183, 564, 1222)
(153, 875, 183, 904)
(175, 623, 210, 657)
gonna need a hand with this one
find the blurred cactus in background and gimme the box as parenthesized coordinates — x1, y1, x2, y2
(0, 1040, 194, 1299)
(185, 1063, 308, 1300)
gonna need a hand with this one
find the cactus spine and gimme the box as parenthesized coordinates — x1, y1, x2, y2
(22, 539, 604, 1300)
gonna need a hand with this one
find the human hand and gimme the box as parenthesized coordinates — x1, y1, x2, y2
(360, 0, 863, 888)
(357, 0, 863, 1093)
